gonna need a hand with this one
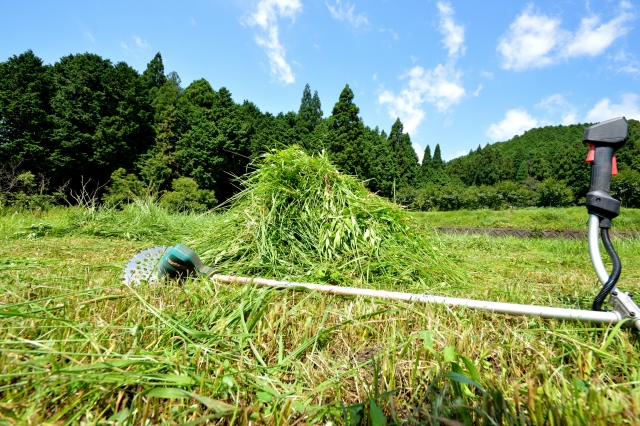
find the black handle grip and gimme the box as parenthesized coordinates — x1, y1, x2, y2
(589, 145, 616, 192)
(583, 117, 628, 224)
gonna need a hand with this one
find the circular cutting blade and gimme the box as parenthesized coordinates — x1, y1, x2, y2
(122, 246, 170, 285)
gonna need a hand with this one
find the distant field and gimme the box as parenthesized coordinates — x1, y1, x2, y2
(1, 205, 640, 424)
(412, 206, 640, 231)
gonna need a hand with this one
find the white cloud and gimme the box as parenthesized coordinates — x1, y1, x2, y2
(243, 0, 302, 85)
(380, 27, 399, 40)
(481, 70, 494, 79)
(121, 36, 150, 55)
(486, 108, 539, 141)
(85, 31, 95, 42)
(134, 36, 150, 49)
(472, 84, 483, 97)
(498, 2, 634, 71)
(537, 94, 578, 125)
(585, 93, 640, 122)
(562, 8, 633, 58)
(372, 73, 377, 81)
(378, 3, 467, 135)
(379, 63, 466, 134)
(326, 0, 368, 28)
(497, 7, 566, 70)
(609, 50, 640, 76)
(437, 1, 465, 58)
(191, 18, 196, 26)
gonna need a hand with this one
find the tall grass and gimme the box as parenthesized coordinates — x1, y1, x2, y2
(0, 197, 219, 244)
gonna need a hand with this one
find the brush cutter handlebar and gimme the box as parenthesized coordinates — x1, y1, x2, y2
(584, 117, 628, 225)
(583, 118, 638, 319)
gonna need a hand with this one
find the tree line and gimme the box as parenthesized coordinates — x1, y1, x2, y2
(1, 50, 639, 211)
(405, 120, 640, 209)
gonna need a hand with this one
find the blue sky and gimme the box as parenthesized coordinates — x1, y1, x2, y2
(2, 0, 639, 162)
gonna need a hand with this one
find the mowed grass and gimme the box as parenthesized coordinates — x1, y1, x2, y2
(1, 205, 640, 424)
(412, 207, 640, 231)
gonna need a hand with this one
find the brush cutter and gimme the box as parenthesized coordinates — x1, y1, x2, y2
(122, 117, 640, 331)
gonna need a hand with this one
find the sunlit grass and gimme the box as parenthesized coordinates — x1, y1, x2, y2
(412, 207, 640, 231)
(1, 149, 640, 424)
(2, 211, 639, 424)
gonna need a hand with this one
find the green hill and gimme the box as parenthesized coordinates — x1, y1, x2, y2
(445, 119, 640, 199)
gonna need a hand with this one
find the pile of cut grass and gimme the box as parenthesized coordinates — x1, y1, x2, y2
(190, 147, 464, 289)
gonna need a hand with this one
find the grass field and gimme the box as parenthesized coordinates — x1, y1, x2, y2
(1, 202, 639, 425)
(411, 207, 640, 231)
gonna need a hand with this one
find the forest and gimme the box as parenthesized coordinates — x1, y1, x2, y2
(1, 50, 639, 211)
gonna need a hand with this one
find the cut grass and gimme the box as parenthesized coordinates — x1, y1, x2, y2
(188, 148, 465, 289)
(1, 231, 640, 424)
(1, 149, 640, 424)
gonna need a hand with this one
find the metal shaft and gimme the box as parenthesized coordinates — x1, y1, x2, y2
(209, 274, 621, 325)
(589, 214, 609, 285)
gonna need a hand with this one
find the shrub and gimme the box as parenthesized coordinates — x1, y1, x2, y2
(160, 177, 217, 213)
(0, 166, 60, 211)
(395, 186, 418, 207)
(611, 169, 640, 208)
(102, 168, 145, 207)
(495, 180, 536, 208)
(536, 178, 574, 207)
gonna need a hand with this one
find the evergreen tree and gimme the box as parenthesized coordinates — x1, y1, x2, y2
(274, 111, 299, 148)
(555, 140, 590, 198)
(432, 144, 444, 169)
(500, 156, 515, 181)
(296, 84, 318, 134)
(387, 118, 418, 187)
(420, 145, 432, 184)
(368, 126, 397, 197)
(311, 91, 322, 123)
(422, 145, 432, 166)
(472, 144, 502, 185)
(616, 119, 640, 172)
(516, 160, 529, 183)
(138, 75, 181, 188)
(326, 84, 371, 177)
(141, 53, 167, 97)
(296, 84, 323, 152)
(176, 78, 215, 132)
(49, 53, 154, 186)
(528, 151, 551, 181)
(0, 50, 53, 175)
(175, 84, 250, 201)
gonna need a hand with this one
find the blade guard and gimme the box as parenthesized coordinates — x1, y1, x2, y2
(157, 244, 214, 280)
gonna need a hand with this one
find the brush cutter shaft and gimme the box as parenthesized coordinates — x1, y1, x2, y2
(210, 274, 623, 325)
(588, 214, 609, 286)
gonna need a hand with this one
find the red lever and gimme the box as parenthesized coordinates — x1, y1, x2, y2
(612, 156, 618, 176)
(586, 144, 595, 162)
